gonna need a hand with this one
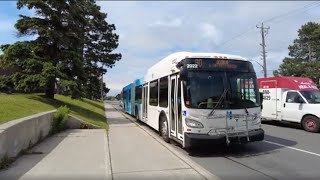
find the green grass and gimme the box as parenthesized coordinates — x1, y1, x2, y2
(0, 94, 106, 129)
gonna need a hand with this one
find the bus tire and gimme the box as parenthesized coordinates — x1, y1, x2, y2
(160, 116, 170, 143)
(302, 115, 320, 133)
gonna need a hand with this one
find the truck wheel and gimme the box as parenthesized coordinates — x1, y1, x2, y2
(302, 115, 320, 133)
(160, 116, 170, 143)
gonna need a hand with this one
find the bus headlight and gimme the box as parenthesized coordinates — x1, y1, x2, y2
(185, 118, 204, 128)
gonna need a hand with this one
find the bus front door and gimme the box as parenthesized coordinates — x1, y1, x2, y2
(170, 75, 183, 140)
(142, 84, 148, 122)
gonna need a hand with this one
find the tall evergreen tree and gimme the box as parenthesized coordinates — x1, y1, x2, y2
(274, 22, 320, 84)
(0, 0, 121, 98)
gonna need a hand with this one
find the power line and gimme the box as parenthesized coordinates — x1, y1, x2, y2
(214, 2, 320, 59)
(248, 3, 320, 65)
(271, 4, 320, 25)
(263, 2, 320, 24)
(215, 26, 255, 50)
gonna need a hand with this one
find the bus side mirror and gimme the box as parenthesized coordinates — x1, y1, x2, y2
(259, 92, 263, 109)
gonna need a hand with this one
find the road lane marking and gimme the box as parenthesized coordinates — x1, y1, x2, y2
(264, 140, 320, 158)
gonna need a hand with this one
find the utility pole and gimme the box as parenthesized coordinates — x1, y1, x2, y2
(256, 23, 270, 78)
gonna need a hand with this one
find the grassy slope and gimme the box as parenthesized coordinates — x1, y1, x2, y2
(0, 94, 106, 129)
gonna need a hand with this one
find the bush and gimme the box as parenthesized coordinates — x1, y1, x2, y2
(51, 105, 70, 134)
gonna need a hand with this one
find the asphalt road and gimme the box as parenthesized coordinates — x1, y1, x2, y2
(109, 101, 320, 180)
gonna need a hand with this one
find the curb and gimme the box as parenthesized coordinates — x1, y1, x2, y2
(108, 102, 220, 180)
(104, 103, 113, 180)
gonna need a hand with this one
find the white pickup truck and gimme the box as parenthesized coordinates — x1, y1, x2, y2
(258, 76, 320, 132)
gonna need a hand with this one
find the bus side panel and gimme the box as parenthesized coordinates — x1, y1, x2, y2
(131, 83, 135, 116)
(146, 81, 160, 131)
(126, 89, 131, 114)
(123, 84, 132, 114)
(134, 85, 143, 119)
(147, 106, 160, 131)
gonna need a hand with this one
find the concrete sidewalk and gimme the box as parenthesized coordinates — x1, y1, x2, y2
(0, 129, 109, 180)
(0, 103, 217, 180)
(105, 103, 212, 180)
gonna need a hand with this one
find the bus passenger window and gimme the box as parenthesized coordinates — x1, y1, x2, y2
(159, 77, 168, 108)
(149, 80, 159, 106)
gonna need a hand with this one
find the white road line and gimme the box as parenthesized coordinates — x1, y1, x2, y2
(264, 140, 320, 158)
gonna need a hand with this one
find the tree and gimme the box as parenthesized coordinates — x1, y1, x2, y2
(0, 42, 44, 93)
(275, 22, 320, 83)
(1, 0, 121, 98)
(288, 22, 320, 61)
(81, 0, 121, 99)
(15, 0, 83, 98)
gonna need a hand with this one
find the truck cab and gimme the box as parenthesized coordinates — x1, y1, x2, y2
(258, 77, 320, 133)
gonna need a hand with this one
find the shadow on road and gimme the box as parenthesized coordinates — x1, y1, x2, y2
(0, 131, 69, 179)
(184, 134, 297, 158)
(262, 120, 303, 130)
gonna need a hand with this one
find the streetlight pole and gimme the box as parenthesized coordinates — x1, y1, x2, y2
(249, 59, 265, 76)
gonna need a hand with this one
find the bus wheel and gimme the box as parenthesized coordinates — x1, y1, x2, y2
(302, 115, 320, 133)
(160, 116, 170, 143)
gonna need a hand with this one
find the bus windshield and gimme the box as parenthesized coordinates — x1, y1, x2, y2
(300, 90, 320, 104)
(183, 71, 260, 109)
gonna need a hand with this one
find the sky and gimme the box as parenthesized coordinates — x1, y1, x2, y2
(1, 1, 320, 96)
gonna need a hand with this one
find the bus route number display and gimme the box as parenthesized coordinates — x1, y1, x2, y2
(187, 59, 239, 69)
(186, 64, 198, 69)
(183, 58, 254, 72)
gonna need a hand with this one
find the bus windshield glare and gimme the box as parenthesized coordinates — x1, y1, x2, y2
(182, 59, 260, 109)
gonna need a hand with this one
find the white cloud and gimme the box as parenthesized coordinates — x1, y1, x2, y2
(200, 23, 221, 45)
(150, 18, 183, 27)
(95, 1, 320, 95)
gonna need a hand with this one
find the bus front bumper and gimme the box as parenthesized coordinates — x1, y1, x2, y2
(184, 128, 264, 149)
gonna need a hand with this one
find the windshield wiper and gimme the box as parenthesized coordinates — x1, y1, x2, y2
(208, 89, 228, 117)
(242, 99, 249, 115)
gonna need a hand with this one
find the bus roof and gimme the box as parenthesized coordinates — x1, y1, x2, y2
(123, 83, 133, 91)
(144, 52, 249, 82)
(134, 78, 144, 86)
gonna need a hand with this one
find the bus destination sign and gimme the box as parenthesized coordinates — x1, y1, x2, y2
(182, 58, 254, 72)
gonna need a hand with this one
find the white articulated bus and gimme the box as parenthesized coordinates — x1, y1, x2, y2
(123, 52, 264, 149)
